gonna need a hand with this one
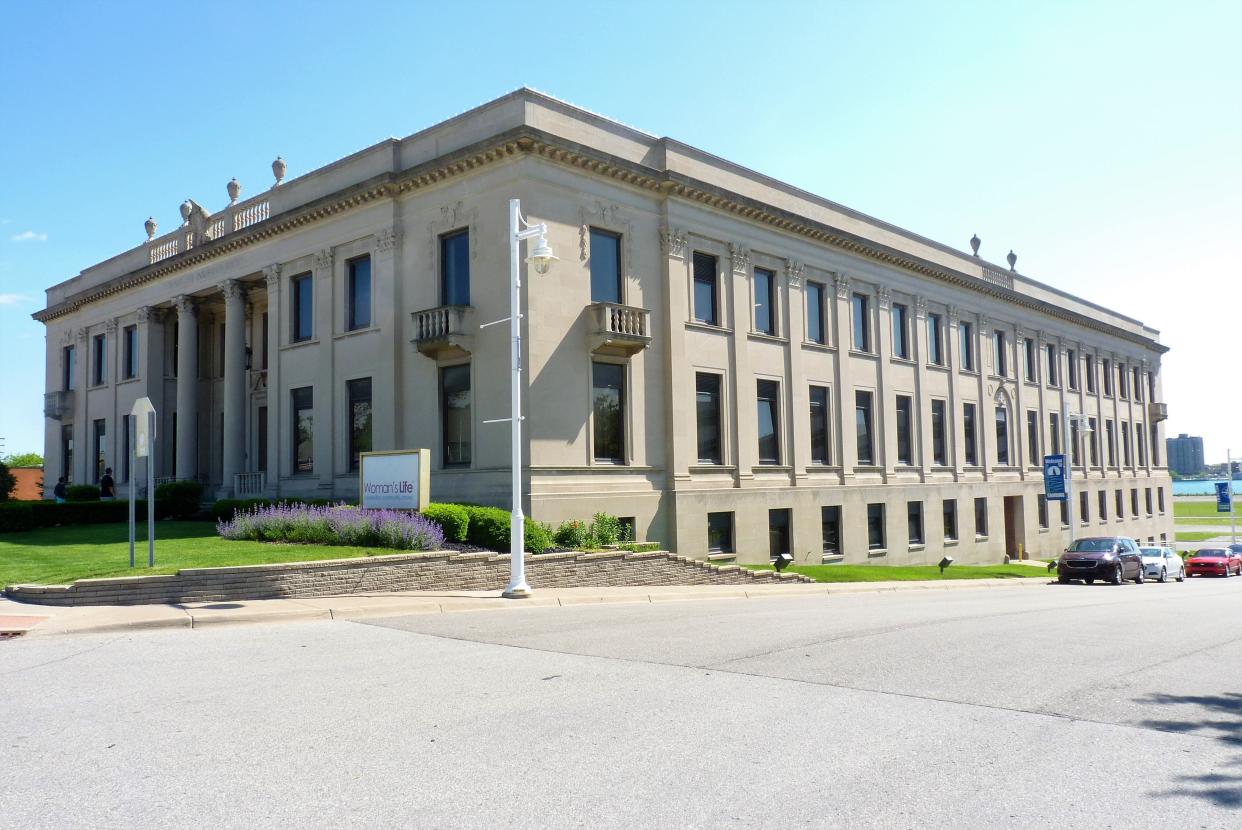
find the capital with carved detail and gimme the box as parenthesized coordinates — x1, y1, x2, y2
(947, 306, 960, 327)
(784, 259, 804, 288)
(729, 243, 750, 275)
(914, 297, 928, 319)
(174, 295, 197, 317)
(137, 306, 153, 324)
(263, 264, 282, 288)
(1015, 326, 1026, 341)
(834, 274, 851, 299)
(979, 316, 989, 332)
(374, 227, 398, 254)
(313, 248, 334, 272)
(876, 286, 892, 310)
(218, 279, 246, 303)
(659, 225, 688, 260)
(104, 319, 118, 336)
(75, 327, 89, 343)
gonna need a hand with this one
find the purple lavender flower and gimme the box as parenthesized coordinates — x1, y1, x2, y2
(217, 502, 444, 551)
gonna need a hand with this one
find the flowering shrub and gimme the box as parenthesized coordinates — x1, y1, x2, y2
(217, 503, 445, 551)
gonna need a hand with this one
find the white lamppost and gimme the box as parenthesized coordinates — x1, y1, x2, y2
(487, 199, 557, 599)
(1062, 402, 1093, 546)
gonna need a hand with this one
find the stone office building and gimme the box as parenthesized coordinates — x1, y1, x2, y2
(1166, 433, 1205, 477)
(35, 89, 1174, 564)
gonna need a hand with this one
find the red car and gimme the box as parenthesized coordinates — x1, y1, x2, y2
(1184, 548, 1242, 578)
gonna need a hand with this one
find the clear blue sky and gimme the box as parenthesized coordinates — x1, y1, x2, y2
(2, 1, 1238, 461)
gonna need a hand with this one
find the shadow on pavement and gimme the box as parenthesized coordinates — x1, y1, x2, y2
(1136, 691, 1242, 807)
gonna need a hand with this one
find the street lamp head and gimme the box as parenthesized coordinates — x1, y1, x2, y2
(526, 235, 558, 275)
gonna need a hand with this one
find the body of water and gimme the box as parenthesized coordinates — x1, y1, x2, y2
(1173, 479, 1242, 496)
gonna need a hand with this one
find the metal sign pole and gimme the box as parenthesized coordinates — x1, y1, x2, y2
(148, 410, 156, 567)
(1230, 448, 1236, 547)
(129, 415, 136, 568)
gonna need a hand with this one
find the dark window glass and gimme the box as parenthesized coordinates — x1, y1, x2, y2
(1067, 349, 1078, 389)
(1078, 491, 1089, 522)
(806, 282, 825, 344)
(1147, 371, 1156, 402)
(756, 379, 781, 465)
(123, 325, 137, 379)
(1137, 426, 1147, 466)
(1046, 345, 1059, 386)
(851, 294, 870, 351)
(928, 314, 944, 365)
(855, 390, 874, 465)
(93, 334, 106, 385)
(1070, 420, 1081, 465)
(61, 423, 73, 482)
(261, 312, 269, 370)
(892, 304, 908, 359)
(589, 228, 622, 304)
(932, 399, 947, 466)
(441, 365, 471, 467)
(440, 229, 470, 306)
(1049, 413, 1061, 455)
(93, 418, 106, 483)
(63, 345, 75, 391)
(1038, 495, 1049, 528)
(995, 408, 1010, 465)
(867, 503, 885, 550)
(943, 499, 958, 540)
(708, 512, 734, 553)
(993, 330, 1006, 376)
(1085, 355, 1096, 393)
(1089, 417, 1099, 465)
(1106, 421, 1116, 466)
(1024, 338, 1036, 381)
(292, 273, 313, 342)
(1131, 488, 1139, 517)
(1118, 364, 1128, 398)
(1158, 487, 1165, 513)
(1134, 367, 1143, 401)
(895, 395, 913, 466)
(822, 506, 840, 555)
(692, 253, 718, 325)
(907, 501, 924, 545)
(768, 508, 791, 560)
(347, 377, 373, 470)
(1121, 422, 1132, 466)
(1103, 359, 1113, 395)
(592, 362, 625, 463)
(753, 267, 775, 335)
(695, 373, 722, 464)
(810, 385, 830, 465)
(257, 406, 268, 474)
(1099, 489, 1107, 520)
(291, 386, 313, 474)
(963, 403, 977, 466)
(1145, 488, 1153, 516)
(1115, 489, 1124, 518)
(1027, 410, 1040, 466)
(974, 497, 988, 537)
(347, 256, 372, 331)
(959, 322, 974, 371)
(1150, 425, 1160, 467)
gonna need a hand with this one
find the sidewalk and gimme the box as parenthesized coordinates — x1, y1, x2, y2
(0, 578, 1052, 638)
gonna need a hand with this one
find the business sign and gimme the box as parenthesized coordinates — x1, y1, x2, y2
(358, 450, 429, 511)
(1043, 454, 1068, 502)
(1216, 482, 1232, 513)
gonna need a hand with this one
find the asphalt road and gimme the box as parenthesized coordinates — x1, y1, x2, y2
(3, 579, 1242, 829)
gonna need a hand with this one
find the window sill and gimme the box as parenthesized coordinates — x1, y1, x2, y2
(908, 543, 926, 552)
(890, 356, 916, 367)
(747, 332, 788, 345)
(334, 326, 380, 341)
(686, 321, 730, 335)
(1038, 527, 1050, 534)
(1025, 380, 1040, 388)
(807, 464, 842, 473)
(853, 465, 882, 473)
(690, 464, 735, 473)
(944, 539, 959, 547)
(821, 553, 843, 563)
(927, 364, 950, 373)
(802, 340, 835, 353)
(848, 349, 879, 360)
(282, 338, 320, 351)
(960, 368, 980, 377)
(867, 548, 888, 558)
(753, 465, 792, 473)
(975, 535, 988, 542)
(118, 377, 141, 386)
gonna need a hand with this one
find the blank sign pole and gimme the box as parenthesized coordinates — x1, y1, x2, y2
(129, 415, 136, 569)
(148, 410, 155, 567)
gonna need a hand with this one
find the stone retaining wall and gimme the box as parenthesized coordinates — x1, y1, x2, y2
(5, 550, 811, 607)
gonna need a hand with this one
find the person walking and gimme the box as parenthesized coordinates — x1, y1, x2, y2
(53, 476, 67, 503)
(100, 468, 116, 501)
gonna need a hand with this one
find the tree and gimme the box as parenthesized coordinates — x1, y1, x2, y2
(0, 461, 15, 502)
(2, 452, 43, 468)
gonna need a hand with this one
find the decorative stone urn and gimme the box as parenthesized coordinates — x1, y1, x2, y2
(145, 217, 157, 241)
(227, 178, 241, 203)
(1007, 250, 1017, 271)
(180, 200, 193, 225)
(272, 156, 286, 187)
(970, 234, 981, 256)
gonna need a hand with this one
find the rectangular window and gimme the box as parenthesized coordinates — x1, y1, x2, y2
(347, 377, 373, 470)
(974, 497, 988, 538)
(1079, 491, 1089, 524)
(1147, 371, 1156, 402)
(855, 390, 875, 465)
(346, 256, 372, 331)
(1089, 417, 1100, 466)
(292, 273, 313, 342)
(768, 508, 791, 560)
(908, 501, 924, 545)
(93, 418, 106, 483)
(589, 228, 622, 304)
(995, 407, 1010, 466)
(1070, 419, 1081, 465)
(1134, 367, 1143, 401)
(1116, 489, 1124, 518)
(123, 325, 137, 380)
(1059, 500, 1069, 528)
(993, 330, 1006, 376)
(692, 252, 718, 326)
(892, 304, 909, 359)
(1099, 490, 1107, 521)
(1145, 488, 1153, 516)
(1049, 413, 1061, 455)
(439, 365, 471, 467)
(959, 322, 974, 371)
(867, 503, 885, 550)
(440, 229, 471, 306)
(756, 379, 781, 465)
(1151, 425, 1161, 466)
(928, 314, 944, 366)
(806, 282, 825, 344)
(261, 312, 269, 370)
(1038, 494, 1049, 529)
(931, 399, 947, 466)
(895, 395, 913, 466)
(92, 334, 106, 385)
(592, 362, 625, 463)
(1137, 425, 1147, 466)
(1027, 410, 1040, 466)
(753, 267, 775, 335)
(963, 402, 977, 466)
(291, 387, 313, 474)
(810, 385, 831, 465)
(1046, 344, 1059, 386)
(695, 373, 723, 465)
(1024, 338, 1037, 381)
(1118, 363, 1128, 399)
(943, 499, 958, 541)
(1103, 358, 1113, 396)
(62, 344, 75, 391)
(1066, 349, 1078, 390)
(822, 506, 841, 556)
(1085, 354, 1096, 393)
(257, 406, 268, 474)
(1106, 420, 1116, 466)
(708, 512, 734, 553)
(1158, 488, 1166, 513)
(1121, 422, 1132, 466)
(1131, 488, 1139, 517)
(61, 423, 73, 483)
(851, 293, 870, 352)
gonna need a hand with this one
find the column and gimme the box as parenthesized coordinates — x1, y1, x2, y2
(174, 295, 198, 481)
(312, 248, 335, 493)
(786, 259, 809, 483)
(914, 298, 931, 482)
(263, 266, 282, 494)
(220, 279, 247, 496)
(73, 327, 89, 484)
(1013, 325, 1028, 481)
(371, 228, 399, 452)
(975, 314, 990, 482)
(136, 306, 164, 483)
(946, 306, 962, 481)
(728, 244, 755, 482)
(831, 274, 855, 479)
(876, 286, 894, 481)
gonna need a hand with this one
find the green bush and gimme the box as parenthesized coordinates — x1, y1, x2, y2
(554, 519, 590, 548)
(65, 484, 101, 502)
(453, 504, 550, 553)
(526, 521, 553, 554)
(155, 480, 204, 519)
(590, 512, 623, 546)
(0, 500, 149, 533)
(420, 503, 470, 542)
(0, 461, 14, 502)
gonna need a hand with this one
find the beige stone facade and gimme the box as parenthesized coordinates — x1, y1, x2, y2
(34, 89, 1173, 564)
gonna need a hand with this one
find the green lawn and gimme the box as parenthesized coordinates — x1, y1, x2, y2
(1175, 531, 1229, 543)
(1174, 499, 1240, 520)
(0, 521, 380, 587)
(742, 563, 1050, 582)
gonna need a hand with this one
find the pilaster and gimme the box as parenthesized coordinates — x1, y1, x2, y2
(875, 285, 893, 481)
(220, 279, 248, 496)
(785, 259, 809, 483)
(263, 266, 282, 493)
(946, 305, 962, 482)
(831, 274, 855, 479)
(913, 297, 930, 482)
(174, 295, 198, 481)
(312, 248, 335, 492)
(728, 243, 755, 482)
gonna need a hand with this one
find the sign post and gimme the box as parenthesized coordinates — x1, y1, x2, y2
(1229, 448, 1237, 546)
(131, 397, 156, 568)
(128, 416, 136, 568)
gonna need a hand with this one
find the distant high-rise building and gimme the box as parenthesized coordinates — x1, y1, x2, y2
(1166, 434, 1205, 476)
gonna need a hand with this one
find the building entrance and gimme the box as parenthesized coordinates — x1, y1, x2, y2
(1004, 496, 1024, 560)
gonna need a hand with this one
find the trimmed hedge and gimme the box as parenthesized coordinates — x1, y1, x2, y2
(453, 504, 551, 554)
(65, 485, 101, 502)
(420, 503, 470, 542)
(0, 500, 150, 533)
(154, 480, 204, 519)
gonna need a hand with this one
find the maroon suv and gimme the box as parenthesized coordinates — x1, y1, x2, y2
(1057, 536, 1145, 585)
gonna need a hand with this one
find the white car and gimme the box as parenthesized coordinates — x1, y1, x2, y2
(1140, 546, 1185, 583)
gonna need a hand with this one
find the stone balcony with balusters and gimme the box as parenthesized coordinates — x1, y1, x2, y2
(587, 302, 651, 356)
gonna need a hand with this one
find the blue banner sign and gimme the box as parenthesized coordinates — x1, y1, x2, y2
(1216, 482, 1232, 513)
(1044, 454, 1068, 502)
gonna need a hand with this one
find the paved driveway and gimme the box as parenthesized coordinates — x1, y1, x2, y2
(3, 579, 1240, 828)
